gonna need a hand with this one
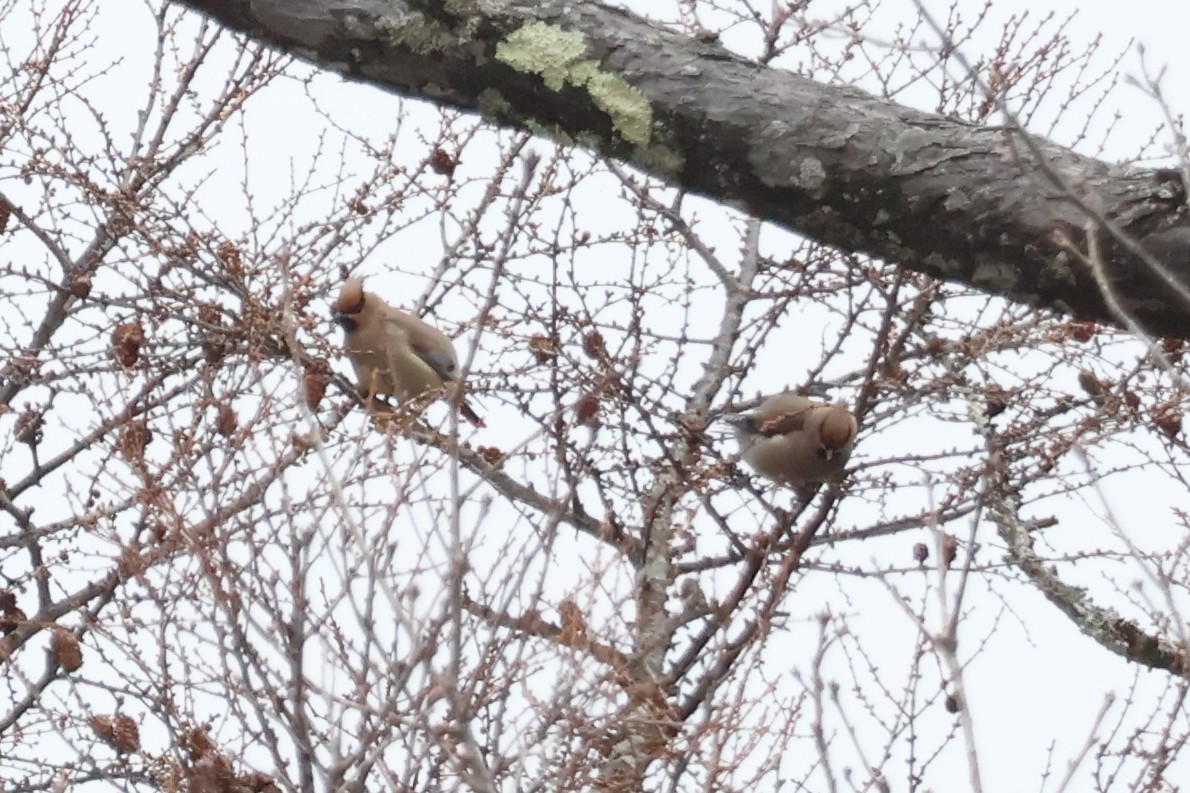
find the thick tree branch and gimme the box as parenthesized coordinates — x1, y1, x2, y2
(172, 0, 1190, 337)
(977, 410, 1187, 676)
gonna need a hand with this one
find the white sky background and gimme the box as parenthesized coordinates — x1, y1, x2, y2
(621, 1, 1190, 786)
(4, 0, 1190, 789)
(838, 2, 1190, 789)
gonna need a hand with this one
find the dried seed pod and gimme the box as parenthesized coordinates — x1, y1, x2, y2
(92, 714, 141, 754)
(477, 446, 505, 467)
(68, 273, 92, 299)
(111, 322, 145, 368)
(182, 726, 218, 761)
(945, 693, 961, 713)
(913, 542, 929, 565)
(215, 404, 237, 438)
(217, 241, 243, 279)
(112, 715, 140, 753)
(14, 409, 43, 446)
(1152, 405, 1183, 439)
(303, 366, 330, 412)
(51, 628, 83, 672)
(984, 384, 1009, 418)
(0, 606, 25, 635)
(529, 333, 558, 363)
(582, 330, 606, 360)
(292, 429, 324, 452)
(197, 304, 221, 327)
(241, 771, 282, 793)
(0, 195, 11, 233)
(574, 393, 601, 426)
(559, 599, 587, 641)
(429, 148, 457, 176)
(1162, 337, 1184, 365)
(940, 533, 958, 570)
(90, 716, 114, 744)
(119, 420, 152, 461)
(1077, 370, 1107, 406)
(1068, 320, 1096, 343)
(1077, 369, 1102, 396)
(197, 304, 229, 364)
(191, 753, 235, 792)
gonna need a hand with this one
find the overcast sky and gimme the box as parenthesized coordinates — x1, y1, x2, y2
(5, 0, 1190, 789)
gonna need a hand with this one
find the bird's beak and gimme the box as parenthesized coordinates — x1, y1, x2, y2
(331, 310, 351, 330)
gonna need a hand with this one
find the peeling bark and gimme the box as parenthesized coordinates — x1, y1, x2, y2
(175, 0, 1190, 337)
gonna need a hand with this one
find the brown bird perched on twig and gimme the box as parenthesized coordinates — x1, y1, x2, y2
(331, 278, 485, 427)
(728, 392, 856, 498)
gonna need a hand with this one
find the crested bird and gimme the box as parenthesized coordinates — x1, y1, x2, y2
(332, 278, 484, 427)
(728, 392, 856, 496)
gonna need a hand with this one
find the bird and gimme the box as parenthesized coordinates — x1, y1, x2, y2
(727, 392, 856, 496)
(331, 278, 484, 427)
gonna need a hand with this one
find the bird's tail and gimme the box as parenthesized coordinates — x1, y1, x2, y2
(460, 399, 485, 428)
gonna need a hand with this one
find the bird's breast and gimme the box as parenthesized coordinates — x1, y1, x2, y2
(348, 336, 443, 399)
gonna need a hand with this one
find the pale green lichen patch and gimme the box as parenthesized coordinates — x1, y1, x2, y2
(496, 21, 653, 147)
(586, 71, 652, 147)
(496, 22, 589, 92)
(372, 8, 478, 55)
(566, 59, 599, 87)
(477, 87, 513, 118)
(795, 157, 827, 192)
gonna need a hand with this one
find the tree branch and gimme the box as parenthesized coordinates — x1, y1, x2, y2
(172, 0, 1190, 336)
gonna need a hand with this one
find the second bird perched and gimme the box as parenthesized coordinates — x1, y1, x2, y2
(331, 278, 485, 427)
(729, 392, 857, 495)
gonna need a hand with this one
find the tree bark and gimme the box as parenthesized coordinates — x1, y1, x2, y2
(177, 0, 1190, 338)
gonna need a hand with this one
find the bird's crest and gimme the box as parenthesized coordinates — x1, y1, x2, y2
(333, 278, 366, 316)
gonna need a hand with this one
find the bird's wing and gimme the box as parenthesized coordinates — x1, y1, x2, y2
(758, 408, 809, 437)
(378, 313, 459, 382)
(407, 338, 459, 382)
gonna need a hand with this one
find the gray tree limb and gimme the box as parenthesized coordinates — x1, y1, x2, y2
(175, 0, 1190, 337)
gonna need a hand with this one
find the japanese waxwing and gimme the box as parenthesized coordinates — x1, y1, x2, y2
(728, 392, 856, 492)
(332, 278, 485, 427)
